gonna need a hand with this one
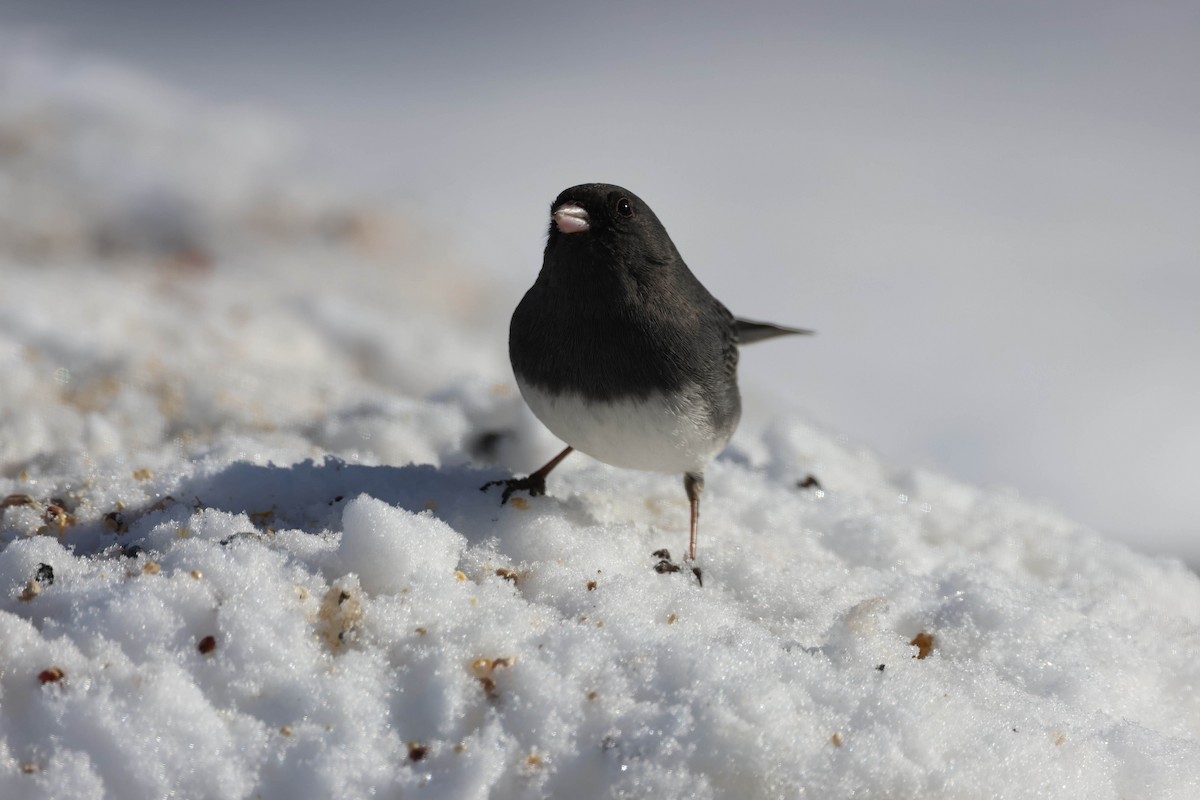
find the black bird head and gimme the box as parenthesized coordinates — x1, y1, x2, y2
(542, 183, 685, 288)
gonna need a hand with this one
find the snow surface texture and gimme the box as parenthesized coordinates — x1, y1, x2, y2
(2, 45, 1199, 800)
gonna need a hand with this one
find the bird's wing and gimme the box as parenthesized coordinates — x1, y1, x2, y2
(734, 318, 814, 345)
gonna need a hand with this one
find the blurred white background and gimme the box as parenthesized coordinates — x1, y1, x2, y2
(3, 1, 1197, 561)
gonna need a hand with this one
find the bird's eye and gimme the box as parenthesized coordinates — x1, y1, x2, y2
(615, 197, 633, 217)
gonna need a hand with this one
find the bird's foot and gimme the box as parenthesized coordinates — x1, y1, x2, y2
(652, 549, 678, 574)
(651, 549, 703, 586)
(479, 473, 547, 505)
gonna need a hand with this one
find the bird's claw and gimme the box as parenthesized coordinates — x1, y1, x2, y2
(479, 474, 547, 505)
(652, 550, 703, 586)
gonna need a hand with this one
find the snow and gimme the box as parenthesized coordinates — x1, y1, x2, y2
(2, 44, 1199, 800)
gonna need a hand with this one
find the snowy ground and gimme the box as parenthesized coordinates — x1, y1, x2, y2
(2, 46, 1199, 800)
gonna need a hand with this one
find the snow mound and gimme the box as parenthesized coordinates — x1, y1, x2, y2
(0, 35, 391, 263)
(1, 44, 1198, 800)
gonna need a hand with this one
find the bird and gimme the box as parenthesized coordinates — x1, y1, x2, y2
(482, 183, 809, 577)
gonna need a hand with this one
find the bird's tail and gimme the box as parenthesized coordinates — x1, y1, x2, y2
(734, 318, 814, 345)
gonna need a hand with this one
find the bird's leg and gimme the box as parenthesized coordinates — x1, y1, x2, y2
(653, 473, 705, 585)
(684, 472, 703, 561)
(480, 446, 574, 504)
(684, 472, 704, 585)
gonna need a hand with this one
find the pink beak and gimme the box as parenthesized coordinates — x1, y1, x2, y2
(552, 203, 590, 234)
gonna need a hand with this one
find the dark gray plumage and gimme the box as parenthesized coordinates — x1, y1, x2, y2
(483, 183, 810, 571)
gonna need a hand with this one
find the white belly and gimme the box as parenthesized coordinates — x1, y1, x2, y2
(517, 376, 731, 474)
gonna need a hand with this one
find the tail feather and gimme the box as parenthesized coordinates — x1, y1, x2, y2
(734, 318, 814, 345)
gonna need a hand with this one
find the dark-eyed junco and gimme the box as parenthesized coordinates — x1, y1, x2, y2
(483, 183, 809, 575)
